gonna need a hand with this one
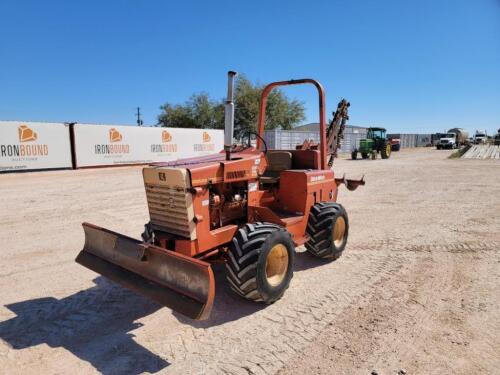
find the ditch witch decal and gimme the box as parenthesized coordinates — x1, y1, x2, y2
(94, 128, 130, 155)
(0, 125, 49, 158)
(193, 131, 215, 152)
(150, 130, 178, 153)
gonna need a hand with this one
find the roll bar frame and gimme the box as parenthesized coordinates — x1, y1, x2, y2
(256, 79, 327, 169)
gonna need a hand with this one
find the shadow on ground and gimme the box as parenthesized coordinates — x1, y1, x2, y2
(0, 251, 330, 372)
(0, 277, 169, 375)
(293, 249, 331, 272)
(174, 250, 329, 327)
(173, 263, 265, 327)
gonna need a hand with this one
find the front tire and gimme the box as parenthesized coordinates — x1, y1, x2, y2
(361, 152, 369, 159)
(305, 202, 349, 260)
(226, 222, 295, 303)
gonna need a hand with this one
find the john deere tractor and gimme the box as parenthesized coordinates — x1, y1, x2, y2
(351, 127, 392, 160)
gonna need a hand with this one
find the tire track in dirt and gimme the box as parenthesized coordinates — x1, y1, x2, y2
(133, 244, 417, 374)
(278, 242, 500, 375)
(2, 242, 499, 374)
(0, 245, 402, 375)
(355, 240, 500, 253)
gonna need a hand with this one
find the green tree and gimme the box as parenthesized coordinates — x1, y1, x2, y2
(157, 75, 305, 136)
(158, 93, 224, 129)
(234, 75, 305, 135)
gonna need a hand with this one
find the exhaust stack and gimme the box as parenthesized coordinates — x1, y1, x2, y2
(224, 71, 238, 160)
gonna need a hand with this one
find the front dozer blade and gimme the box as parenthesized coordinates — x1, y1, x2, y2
(76, 222, 215, 320)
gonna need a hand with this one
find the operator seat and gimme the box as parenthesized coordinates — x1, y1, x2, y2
(261, 151, 292, 184)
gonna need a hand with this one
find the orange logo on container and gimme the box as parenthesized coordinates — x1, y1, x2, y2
(109, 128, 122, 142)
(162, 130, 172, 143)
(203, 131, 211, 143)
(18, 125, 38, 142)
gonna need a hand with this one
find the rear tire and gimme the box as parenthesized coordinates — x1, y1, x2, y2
(226, 222, 295, 303)
(381, 141, 391, 159)
(305, 202, 349, 260)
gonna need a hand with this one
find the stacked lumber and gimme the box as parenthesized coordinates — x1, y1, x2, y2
(462, 145, 500, 159)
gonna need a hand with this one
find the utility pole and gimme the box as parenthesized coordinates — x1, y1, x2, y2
(136, 107, 143, 126)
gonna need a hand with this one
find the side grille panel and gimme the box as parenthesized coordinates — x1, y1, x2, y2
(143, 167, 196, 240)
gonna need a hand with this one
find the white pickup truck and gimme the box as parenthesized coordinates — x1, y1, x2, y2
(437, 133, 458, 149)
(474, 131, 487, 144)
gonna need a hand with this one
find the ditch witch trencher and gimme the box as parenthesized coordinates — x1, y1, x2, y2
(76, 72, 364, 320)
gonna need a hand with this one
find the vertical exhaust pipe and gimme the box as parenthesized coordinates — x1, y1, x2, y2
(224, 71, 238, 160)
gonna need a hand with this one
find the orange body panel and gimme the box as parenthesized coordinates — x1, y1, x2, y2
(154, 148, 339, 256)
(167, 151, 268, 257)
(248, 169, 337, 244)
(147, 78, 351, 258)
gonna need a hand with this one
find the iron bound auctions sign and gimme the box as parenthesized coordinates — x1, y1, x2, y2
(0, 121, 72, 172)
(73, 124, 223, 168)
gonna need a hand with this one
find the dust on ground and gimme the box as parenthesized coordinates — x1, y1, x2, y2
(0, 148, 499, 375)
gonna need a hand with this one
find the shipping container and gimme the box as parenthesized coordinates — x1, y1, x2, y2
(264, 125, 368, 153)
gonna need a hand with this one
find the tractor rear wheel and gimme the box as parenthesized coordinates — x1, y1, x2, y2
(226, 222, 295, 303)
(381, 141, 392, 159)
(305, 202, 349, 260)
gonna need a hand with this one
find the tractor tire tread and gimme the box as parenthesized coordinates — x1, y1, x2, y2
(305, 202, 349, 260)
(226, 222, 291, 302)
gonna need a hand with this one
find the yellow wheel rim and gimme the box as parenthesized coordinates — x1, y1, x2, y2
(386, 144, 391, 155)
(265, 244, 289, 286)
(333, 216, 346, 247)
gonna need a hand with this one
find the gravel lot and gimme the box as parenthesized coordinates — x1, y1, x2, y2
(0, 148, 499, 375)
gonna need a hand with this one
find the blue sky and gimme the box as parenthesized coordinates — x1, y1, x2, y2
(1, 0, 499, 135)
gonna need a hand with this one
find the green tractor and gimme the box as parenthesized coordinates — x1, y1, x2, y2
(351, 127, 392, 160)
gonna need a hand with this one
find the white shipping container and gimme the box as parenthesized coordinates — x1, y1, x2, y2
(0, 121, 72, 172)
(73, 124, 223, 168)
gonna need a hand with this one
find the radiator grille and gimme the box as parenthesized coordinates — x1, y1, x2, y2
(143, 167, 196, 240)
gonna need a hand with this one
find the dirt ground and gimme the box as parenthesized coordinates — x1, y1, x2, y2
(0, 148, 499, 375)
